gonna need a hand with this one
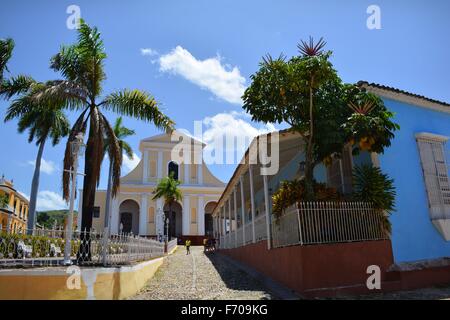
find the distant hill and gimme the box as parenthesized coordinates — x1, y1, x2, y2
(37, 210, 78, 229)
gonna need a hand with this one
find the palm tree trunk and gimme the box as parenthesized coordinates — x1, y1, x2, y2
(27, 139, 46, 234)
(169, 202, 172, 240)
(104, 160, 113, 232)
(78, 119, 100, 262)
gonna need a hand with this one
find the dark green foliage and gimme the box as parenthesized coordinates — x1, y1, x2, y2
(352, 165, 396, 235)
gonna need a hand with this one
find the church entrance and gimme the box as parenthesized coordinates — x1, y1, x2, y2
(119, 199, 140, 235)
(163, 202, 182, 239)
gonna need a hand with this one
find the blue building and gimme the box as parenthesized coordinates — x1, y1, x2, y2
(213, 81, 449, 265)
(359, 82, 450, 263)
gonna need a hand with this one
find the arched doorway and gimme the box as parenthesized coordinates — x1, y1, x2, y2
(163, 202, 182, 239)
(204, 201, 217, 237)
(119, 199, 140, 234)
(168, 161, 179, 180)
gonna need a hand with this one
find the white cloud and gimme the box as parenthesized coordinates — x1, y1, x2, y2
(36, 190, 68, 211)
(18, 191, 30, 201)
(122, 152, 140, 173)
(157, 46, 246, 105)
(201, 111, 276, 163)
(27, 158, 57, 175)
(140, 48, 158, 57)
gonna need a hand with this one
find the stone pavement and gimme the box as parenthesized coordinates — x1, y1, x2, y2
(129, 246, 275, 300)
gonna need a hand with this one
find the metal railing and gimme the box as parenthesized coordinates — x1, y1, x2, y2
(244, 221, 253, 245)
(0, 204, 15, 212)
(0, 228, 164, 267)
(166, 238, 177, 253)
(254, 214, 267, 242)
(272, 202, 388, 248)
(218, 201, 388, 250)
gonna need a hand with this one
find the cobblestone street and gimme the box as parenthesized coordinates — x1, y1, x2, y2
(130, 246, 275, 300)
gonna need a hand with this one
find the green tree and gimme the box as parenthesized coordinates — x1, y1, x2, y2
(0, 193, 9, 209)
(242, 37, 399, 200)
(103, 117, 135, 234)
(0, 38, 14, 82)
(152, 173, 182, 240)
(21, 21, 174, 253)
(3, 83, 70, 232)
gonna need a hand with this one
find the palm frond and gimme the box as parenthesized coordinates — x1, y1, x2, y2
(100, 113, 122, 197)
(298, 37, 327, 56)
(63, 107, 89, 200)
(0, 38, 14, 80)
(102, 89, 174, 132)
(0, 75, 36, 100)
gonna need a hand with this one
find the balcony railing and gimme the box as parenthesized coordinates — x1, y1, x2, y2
(272, 202, 388, 247)
(218, 201, 388, 250)
(0, 204, 15, 213)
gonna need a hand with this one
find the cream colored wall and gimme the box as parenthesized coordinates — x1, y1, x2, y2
(147, 199, 156, 235)
(92, 192, 106, 231)
(121, 160, 143, 184)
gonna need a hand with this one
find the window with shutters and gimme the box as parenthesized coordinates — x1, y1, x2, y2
(191, 207, 197, 223)
(326, 145, 353, 194)
(148, 207, 155, 223)
(150, 160, 157, 178)
(416, 133, 450, 221)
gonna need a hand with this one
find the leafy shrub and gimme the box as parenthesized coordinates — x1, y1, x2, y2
(272, 178, 340, 220)
(352, 164, 396, 235)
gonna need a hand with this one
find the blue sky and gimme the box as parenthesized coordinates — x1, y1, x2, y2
(1, 0, 449, 211)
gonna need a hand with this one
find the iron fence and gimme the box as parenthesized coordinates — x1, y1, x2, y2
(218, 201, 388, 250)
(0, 228, 164, 267)
(272, 202, 388, 248)
(166, 238, 177, 253)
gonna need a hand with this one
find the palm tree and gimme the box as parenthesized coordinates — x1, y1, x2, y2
(0, 38, 14, 82)
(4, 91, 70, 232)
(103, 117, 135, 235)
(22, 21, 174, 254)
(152, 173, 182, 241)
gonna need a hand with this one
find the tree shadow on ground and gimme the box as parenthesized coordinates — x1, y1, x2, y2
(203, 250, 274, 299)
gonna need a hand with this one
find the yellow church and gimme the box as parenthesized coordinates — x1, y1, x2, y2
(82, 131, 225, 243)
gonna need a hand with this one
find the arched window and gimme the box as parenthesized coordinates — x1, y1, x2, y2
(168, 161, 179, 180)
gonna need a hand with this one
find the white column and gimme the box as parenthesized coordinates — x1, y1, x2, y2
(197, 163, 203, 185)
(228, 198, 232, 233)
(233, 187, 238, 246)
(216, 215, 219, 238)
(197, 196, 205, 236)
(76, 189, 83, 232)
(139, 194, 148, 236)
(156, 198, 163, 237)
(157, 151, 163, 179)
(263, 174, 271, 250)
(227, 198, 232, 248)
(249, 165, 256, 243)
(143, 150, 149, 183)
(111, 198, 119, 234)
(184, 157, 190, 184)
(220, 206, 224, 235)
(240, 176, 246, 245)
(182, 195, 190, 235)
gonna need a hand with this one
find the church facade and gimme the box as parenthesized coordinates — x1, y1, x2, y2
(79, 131, 225, 242)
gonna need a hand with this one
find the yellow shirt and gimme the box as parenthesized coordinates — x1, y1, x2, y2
(185, 240, 191, 247)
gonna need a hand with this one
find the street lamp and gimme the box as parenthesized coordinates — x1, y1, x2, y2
(63, 132, 85, 265)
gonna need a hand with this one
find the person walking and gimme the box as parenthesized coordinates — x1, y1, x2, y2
(185, 239, 191, 255)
